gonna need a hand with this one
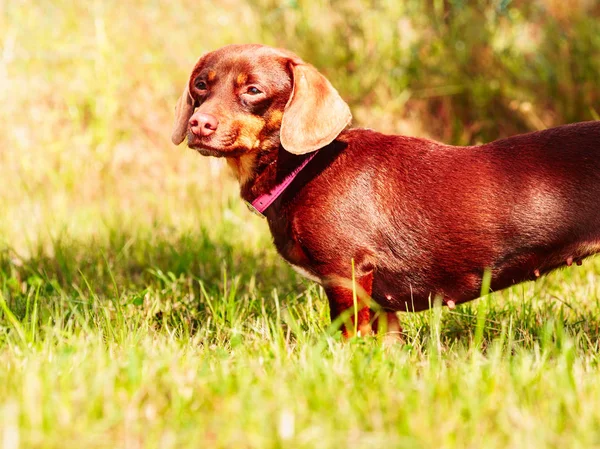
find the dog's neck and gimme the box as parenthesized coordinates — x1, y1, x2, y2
(235, 138, 349, 215)
(235, 146, 310, 206)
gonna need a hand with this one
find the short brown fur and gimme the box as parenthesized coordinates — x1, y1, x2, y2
(172, 44, 600, 338)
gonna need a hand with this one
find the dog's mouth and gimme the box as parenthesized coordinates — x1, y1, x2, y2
(189, 144, 227, 158)
(186, 133, 247, 158)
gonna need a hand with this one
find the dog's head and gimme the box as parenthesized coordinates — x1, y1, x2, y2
(171, 44, 351, 157)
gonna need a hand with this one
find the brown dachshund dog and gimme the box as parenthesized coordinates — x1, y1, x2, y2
(171, 44, 600, 337)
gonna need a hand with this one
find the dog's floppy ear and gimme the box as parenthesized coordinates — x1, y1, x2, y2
(280, 62, 352, 155)
(171, 84, 194, 145)
(171, 55, 206, 145)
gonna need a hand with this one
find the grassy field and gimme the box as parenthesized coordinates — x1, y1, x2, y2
(2, 1, 600, 448)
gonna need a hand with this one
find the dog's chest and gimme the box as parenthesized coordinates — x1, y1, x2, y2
(277, 239, 321, 284)
(287, 262, 322, 283)
(267, 212, 322, 282)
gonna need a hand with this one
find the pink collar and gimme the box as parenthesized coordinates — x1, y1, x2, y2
(246, 151, 318, 217)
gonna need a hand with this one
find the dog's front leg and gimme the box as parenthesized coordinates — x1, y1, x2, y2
(373, 311, 402, 341)
(324, 271, 374, 338)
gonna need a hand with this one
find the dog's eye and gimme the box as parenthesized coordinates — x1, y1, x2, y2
(247, 86, 262, 95)
(195, 80, 207, 91)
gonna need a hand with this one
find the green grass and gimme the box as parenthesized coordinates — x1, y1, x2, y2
(2, 0, 600, 447)
(2, 226, 600, 448)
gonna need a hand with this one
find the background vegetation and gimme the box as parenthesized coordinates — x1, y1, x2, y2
(1, 0, 599, 447)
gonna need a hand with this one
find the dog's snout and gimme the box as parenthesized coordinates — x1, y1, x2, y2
(189, 112, 219, 137)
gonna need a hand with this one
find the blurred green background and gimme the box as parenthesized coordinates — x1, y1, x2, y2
(2, 0, 599, 250)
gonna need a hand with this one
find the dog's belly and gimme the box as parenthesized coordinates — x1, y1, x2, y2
(371, 237, 600, 312)
(370, 270, 444, 312)
(370, 265, 533, 312)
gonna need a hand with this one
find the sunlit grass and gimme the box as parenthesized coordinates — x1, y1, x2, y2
(2, 0, 600, 447)
(2, 226, 600, 447)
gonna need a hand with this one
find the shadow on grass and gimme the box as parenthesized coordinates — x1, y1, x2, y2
(2, 224, 600, 352)
(404, 274, 600, 355)
(0, 224, 313, 326)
